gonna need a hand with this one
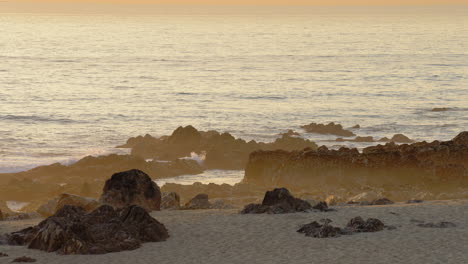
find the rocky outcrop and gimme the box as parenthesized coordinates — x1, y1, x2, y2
(241, 188, 312, 214)
(121, 125, 317, 170)
(161, 192, 180, 210)
(301, 122, 355, 137)
(244, 132, 468, 202)
(37, 193, 101, 217)
(100, 169, 161, 211)
(6, 205, 169, 255)
(183, 194, 211, 209)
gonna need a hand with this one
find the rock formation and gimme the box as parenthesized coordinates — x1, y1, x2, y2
(120, 125, 317, 170)
(240, 188, 312, 214)
(161, 192, 180, 210)
(6, 205, 169, 255)
(100, 169, 161, 211)
(244, 132, 468, 202)
(300, 122, 355, 137)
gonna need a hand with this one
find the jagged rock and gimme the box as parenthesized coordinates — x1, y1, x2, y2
(370, 198, 394, 205)
(161, 192, 180, 210)
(297, 221, 342, 238)
(7, 205, 169, 255)
(37, 193, 101, 217)
(390, 134, 414, 143)
(417, 222, 456, 228)
(301, 122, 355, 137)
(100, 169, 161, 211)
(240, 188, 312, 214)
(183, 194, 211, 209)
(345, 217, 385, 232)
(12, 256, 36, 262)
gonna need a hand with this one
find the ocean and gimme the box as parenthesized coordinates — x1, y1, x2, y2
(0, 6, 467, 180)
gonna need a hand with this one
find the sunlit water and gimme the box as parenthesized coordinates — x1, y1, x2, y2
(1, 7, 467, 182)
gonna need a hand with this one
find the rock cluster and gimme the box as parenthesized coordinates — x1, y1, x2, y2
(241, 188, 313, 214)
(100, 169, 162, 211)
(6, 205, 169, 255)
(298, 217, 386, 238)
(300, 122, 355, 137)
(244, 132, 468, 201)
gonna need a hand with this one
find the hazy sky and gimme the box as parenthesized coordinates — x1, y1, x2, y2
(6, 0, 468, 5)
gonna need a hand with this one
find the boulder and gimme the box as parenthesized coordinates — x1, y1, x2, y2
(183, 194, 211, 209)
(100, 169, 161, 211)
(6, 205, 169, 255)
(240, 188, 312, 214)
(161, 192, 180, 210)
(345, 217, 385, 232)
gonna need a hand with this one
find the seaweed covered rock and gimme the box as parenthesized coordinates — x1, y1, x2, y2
(100, 169, 161, 211)
(6, 205, 169, 255)
(241, 188, 312, 214)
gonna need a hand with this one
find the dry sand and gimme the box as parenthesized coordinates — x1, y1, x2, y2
(1, 200, 467, 264)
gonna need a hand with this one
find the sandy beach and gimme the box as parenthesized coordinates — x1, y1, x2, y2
(1, 199, 467, 264)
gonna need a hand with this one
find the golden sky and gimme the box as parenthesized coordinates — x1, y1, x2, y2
(6, 0, 468, 5)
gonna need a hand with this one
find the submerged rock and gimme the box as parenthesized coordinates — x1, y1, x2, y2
(100, 169, 161, 211)
(301, 122, 355, 137)
(6, 205, 169, 255)
(240, 188, 312, 214)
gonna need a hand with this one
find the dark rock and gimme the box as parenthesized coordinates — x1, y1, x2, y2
(301, 122, 355, 137)
(312, 201, 331, 212)
(453, 131, 468, 146)
(183, 194, 211, 209)
(0, 252, 8, 257)
(240, 188, 312, 214)
(100, 169, 161, 211)
(407, 199, 423, 204)
(345, 217, 385, 232)
(297, 221, 342, 238)
(12, 256, 36, 262)
(417, 222, 456, 228)
(161, 192, 180, 210)
(371, 198, 394, 205)
(6, 205, 169, 255)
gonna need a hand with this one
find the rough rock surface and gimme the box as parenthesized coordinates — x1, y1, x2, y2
(183, 194, 211, 209)
(301, 122, 355, 137)
(161, 192, 180, 210)
(6, 205, 169, 255)
(240, 188, 312, 214)
(298, 217, 386, 238)
(244, 132, 468, 202)
(38, 193, 101, 217)
(100, 169, 161, 211)
(120, 125, 317, 170)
